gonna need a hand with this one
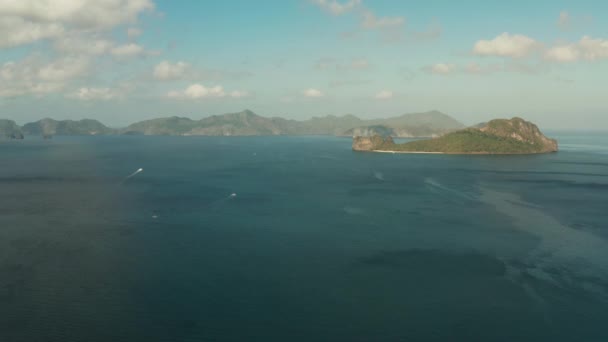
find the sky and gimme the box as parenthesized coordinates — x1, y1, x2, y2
(0, 0, 607, 129)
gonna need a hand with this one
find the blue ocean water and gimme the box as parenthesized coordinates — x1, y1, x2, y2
(1, 132, 608, 341)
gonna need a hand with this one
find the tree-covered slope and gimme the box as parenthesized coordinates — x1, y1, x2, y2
(0, 119, 24, 139)
(353, 117, 558, 154)
(22, 119, 114, 136)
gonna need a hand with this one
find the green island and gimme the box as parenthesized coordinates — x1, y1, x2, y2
(0, 119, 24, 140)
(352, 117, 558, 154)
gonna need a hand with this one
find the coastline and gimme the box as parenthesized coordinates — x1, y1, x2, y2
(366, 149, 556, 155)
(372, 150, 445, 154)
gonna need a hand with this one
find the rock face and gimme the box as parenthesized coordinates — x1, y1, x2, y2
(343, 125, 395, 138)
(478, 117, 558, 153)
(353, 117, 558, 154)
(0, 120, 24, 140)
(352, 135, 394, 151)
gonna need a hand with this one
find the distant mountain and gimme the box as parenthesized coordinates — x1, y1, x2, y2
(6, 109, 464, 137)
(123, 109, 464, 137)
(0, 119, 24, 139)
(353, 117, 558, 154)
(122, 116, 197, 135)
(22, 119, 114, 136)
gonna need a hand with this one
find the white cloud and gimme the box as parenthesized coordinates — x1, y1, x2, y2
(311, 0, 361, 16)
(38, 57, 90, 81)
(0, 1, 155, 98)
(578, 36, 608, 60)
(545, 45, 579, 62)
(361, 10, 404, 29)
(0, 56, 89, 97)
(53, 35, 114, 55)
(153, 61, 190, 81)
(169, 84, 225, 99)
(167, 83, 248, 100)
(0, 16, 64, 48)
(303, 88, 324, 97)
(545, 36, 608, 63)
(375, 90, 393, 100)
(0, 0, 154, 40)
(430, 63, 456, 75)
(473, 33, 539, 58)
(127, 27, 142, 39)
(68, 87, 119, 100)
(110, 43, 145, 57)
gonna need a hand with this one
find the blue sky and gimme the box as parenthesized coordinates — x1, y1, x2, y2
(0, 0, 607, 129)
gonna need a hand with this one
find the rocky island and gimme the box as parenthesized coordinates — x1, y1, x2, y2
(353, 117, 558, 154)
(0, 119, 24, 140)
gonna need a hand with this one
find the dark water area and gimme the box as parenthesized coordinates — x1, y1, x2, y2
(1, 132, 608, 341)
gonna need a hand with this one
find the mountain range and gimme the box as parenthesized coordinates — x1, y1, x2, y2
(1, 109, 464, 138)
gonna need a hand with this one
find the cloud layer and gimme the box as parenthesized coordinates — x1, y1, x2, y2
(473, 33, 539, 58)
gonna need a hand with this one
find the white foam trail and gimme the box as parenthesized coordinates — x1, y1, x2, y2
(206, 193, 237, 211)
(122, 168, 143, 183)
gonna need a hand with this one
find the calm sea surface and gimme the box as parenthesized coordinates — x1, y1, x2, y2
(1, 132, 607, 341)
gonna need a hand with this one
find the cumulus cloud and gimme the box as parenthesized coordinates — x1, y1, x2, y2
(168, 84, 225, 99)
(473, 33, 539, 58)
(153, 61, 190, 80)
(545, 36, 608, 62)
(68, 87, 120, 100)
(310, 0, 361, 16)
(110, 43, 146, 57)
(578, 36, 608, 60)
(360, 10, 404, 29)
(53, 35, 114, 55)
(0, 0, 154, 45)
(167, 84, 248, 100)
(0, 16, 64, 48)
(375, 90, 393, 100)
(0, 1, 155, 97)
(545, 45, 579, 62)
(311, 0, 407, 40)
(0, 56, 89, 97)
(303, 88, 324, 97)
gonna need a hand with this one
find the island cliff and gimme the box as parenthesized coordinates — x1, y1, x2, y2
(0, 120, 24, 140)
(353, 117, 558, 154)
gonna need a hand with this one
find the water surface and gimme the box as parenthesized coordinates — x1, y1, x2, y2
(1, 133, 607, 341)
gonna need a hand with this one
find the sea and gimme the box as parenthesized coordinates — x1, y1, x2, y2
(1, 132, 607, 342)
